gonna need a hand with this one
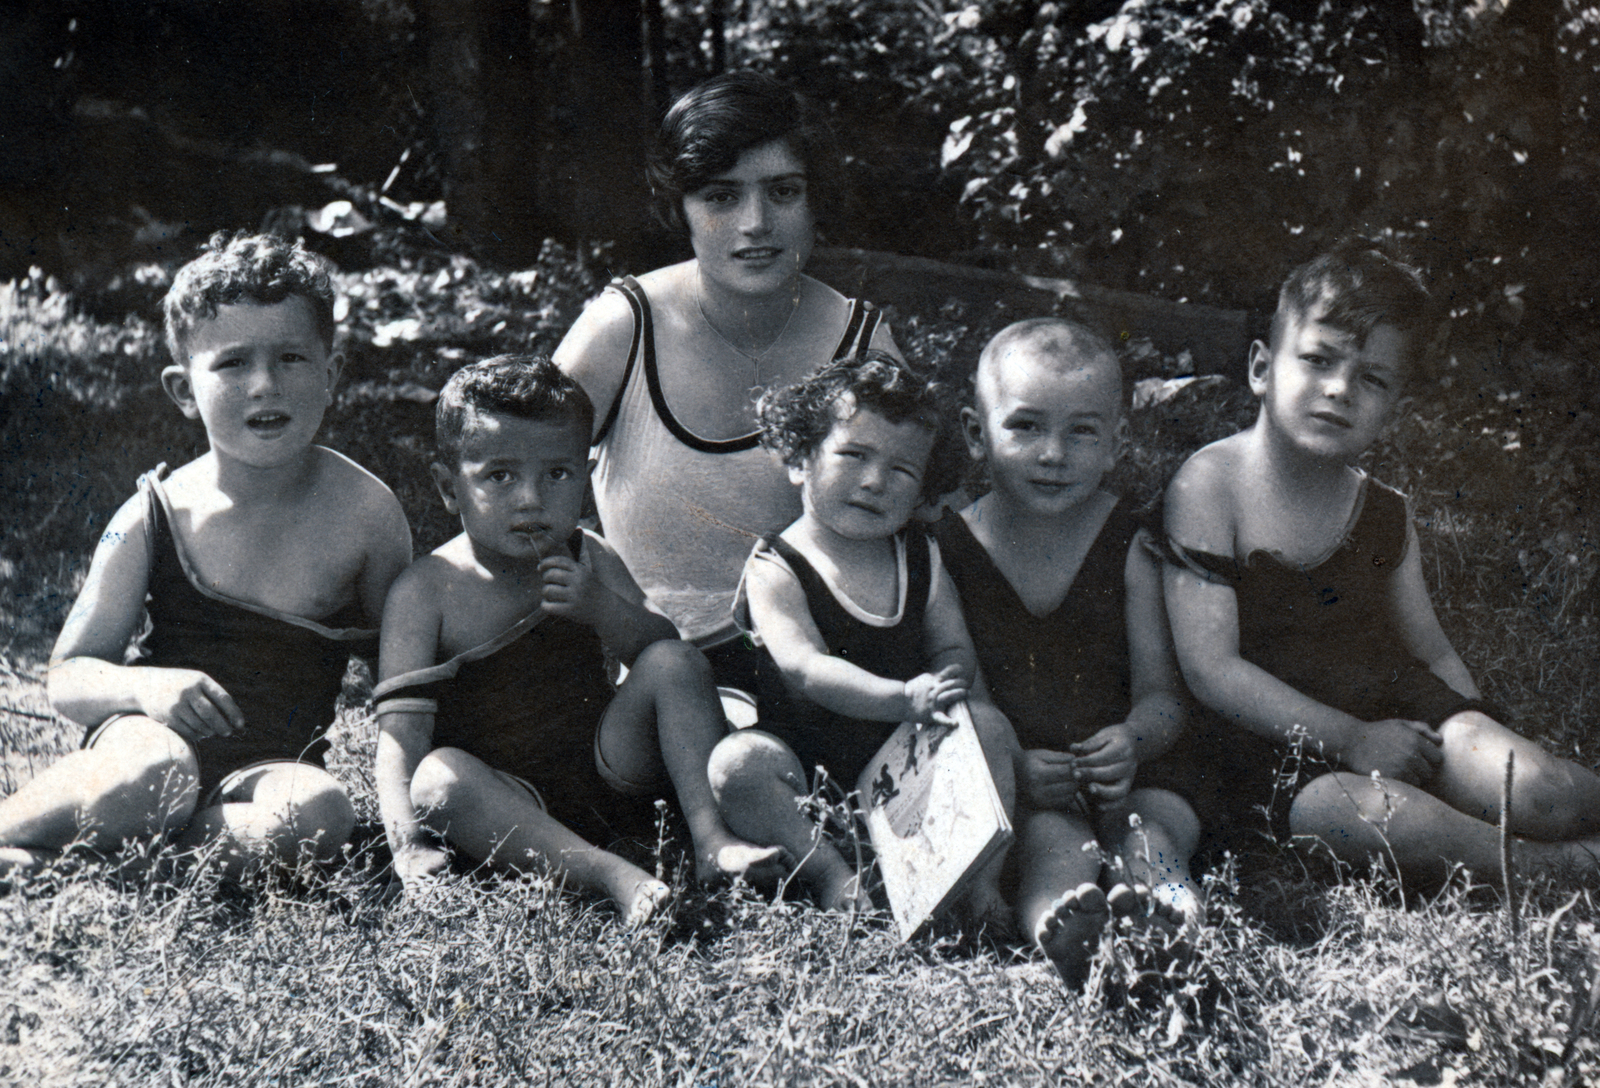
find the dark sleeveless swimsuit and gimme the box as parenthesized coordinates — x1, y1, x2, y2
(116, 470, 376, 796)
(589, 275, 882, 690)
(1153, 475, 1491, 835)
(372, 531, 657, 848)
(933, 504, 1208, 811)
(739, 529, 932, 788)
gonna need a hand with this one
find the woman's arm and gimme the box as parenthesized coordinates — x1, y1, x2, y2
(747, 554, 949, 723)
(1388, 517, 1480, 699)
(552, 289, 638, 443)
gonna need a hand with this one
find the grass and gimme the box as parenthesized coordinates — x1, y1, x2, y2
(3, 247, 1600, 1084)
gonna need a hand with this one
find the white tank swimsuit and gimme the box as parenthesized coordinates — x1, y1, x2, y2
(591, 275, 883, 645)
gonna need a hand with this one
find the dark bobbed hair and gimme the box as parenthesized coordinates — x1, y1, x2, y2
(163, 231, 337, 362)
(647, 71, 844, 236)
(756, 349, 963, 502)
(435, 354, 595, 467)
(1272, 237, 1432, 379)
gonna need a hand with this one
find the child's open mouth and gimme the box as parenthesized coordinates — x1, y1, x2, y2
(246, 412, 291, 434)
(1310, 411, 1352, 429)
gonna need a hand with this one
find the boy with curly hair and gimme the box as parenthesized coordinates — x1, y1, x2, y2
(0, 231, 412, 879)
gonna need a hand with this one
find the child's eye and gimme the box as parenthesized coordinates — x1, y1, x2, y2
(281, 353, 307, 363)
(487, 469, 512, 484)
(1362, 373, 1391, 391)
(1302, 353, 1330, 368)
(1071, 424, 1101, 437)
(549, 466, 573, 481)
(892, 465, 921, 480)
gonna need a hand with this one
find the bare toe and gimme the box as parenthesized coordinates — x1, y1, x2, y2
(622, 879, 671, 927)
(702, 841, 789, 886)
(1106, 882, 1143, 916)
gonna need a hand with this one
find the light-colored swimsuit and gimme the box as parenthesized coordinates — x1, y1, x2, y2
(590, 275, 883, 645)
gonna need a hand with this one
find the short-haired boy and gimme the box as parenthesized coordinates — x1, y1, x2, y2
(1162, 240, 1600, 884)
(374, 356, 779, 922)
(0, 231, 413, 879)
(937, 318, 1200, 985)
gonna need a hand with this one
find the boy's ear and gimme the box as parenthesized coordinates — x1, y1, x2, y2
(325, 351, 344, 404)
(429, 462, 461, 515)
(959, 406, 987, 462)
(160, 365, 202, 419)
(1246, 340, 1273, 396)
(786, 460, 808, 488)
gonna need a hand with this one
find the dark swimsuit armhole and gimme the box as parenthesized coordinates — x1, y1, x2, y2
(830, 298, 881, 362)
(1143, 534, 1240, 587)
(591, 277, 646, 447)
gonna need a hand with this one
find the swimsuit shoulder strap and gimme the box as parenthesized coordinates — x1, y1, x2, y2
(830, 297, 881, 362)
(592, 276, 648, 446)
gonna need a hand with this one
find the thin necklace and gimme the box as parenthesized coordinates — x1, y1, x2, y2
(696, 275, 801, 384)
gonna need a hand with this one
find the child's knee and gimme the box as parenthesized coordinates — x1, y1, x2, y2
(1107, 789, 1201, 852)
(630, 638, 713, 686)
(94, 717, 201, 829)
(1289, 772, 1391, 839)
(410, 747, 478, 815)
(253, 767, 355, 857)
(707, 731, 805, 803)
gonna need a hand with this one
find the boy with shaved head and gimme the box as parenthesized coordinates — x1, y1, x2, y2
(934, 318, 1202, 986)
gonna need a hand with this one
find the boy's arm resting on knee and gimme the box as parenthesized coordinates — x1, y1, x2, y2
(1162, 470, 1370, 763)
(1389, 518, 1480, 700)
(543, 533, 678, 664)
(1118, 530, 1190, 760)
(746, 556, 928, 724)
(48, 493, 244, 738)
(375, 565, 450, 882)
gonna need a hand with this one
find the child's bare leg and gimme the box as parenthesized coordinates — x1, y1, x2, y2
(412, 747, 667, 924)
(1431, 710, 1600, 841)
(1290, 770, 1600, 886)
(178, 762, 355, 881)
(0, 716, 198, 872)
(707, 730, 867, 912)
(1016, 808, 1103, 986)
(596, 640, 784, 884)
(1097, 788, 1203, 938)
(959, 700, 1019, 930)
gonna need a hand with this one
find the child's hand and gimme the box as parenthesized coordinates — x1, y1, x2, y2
(1071, 725, 1139, 801)
(1020, 749, 1082, 810)
(136, 667, 244, 740)
(394, 844, 452, 891)
(904, 664, 968, 725)
(539, 555, 606, 624)
(1343, 719, 1445, 784)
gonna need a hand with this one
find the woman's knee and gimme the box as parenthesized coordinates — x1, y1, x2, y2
(707, 731, 805, 803)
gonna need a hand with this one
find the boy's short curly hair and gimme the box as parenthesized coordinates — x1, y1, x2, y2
(163, 231, 338, 362)
(435, 354, 595, 468)
(756, 349, 962, 502)
(1273, 237, 1432, 376)
(647, 70, 844, 236)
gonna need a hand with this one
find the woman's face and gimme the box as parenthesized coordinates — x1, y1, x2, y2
(683, 138, 816, 298)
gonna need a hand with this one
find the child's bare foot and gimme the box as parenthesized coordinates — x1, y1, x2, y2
(0, 846, 54, 884)
(620, 878, 671, 927)
(696, 834, 789, 887)
(1035, 881, 1111, 987)
(819, 867, 871, 914)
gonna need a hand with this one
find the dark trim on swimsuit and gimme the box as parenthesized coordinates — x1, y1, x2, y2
(592, 277, 646, 446)
(597, 278, 879, 455)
